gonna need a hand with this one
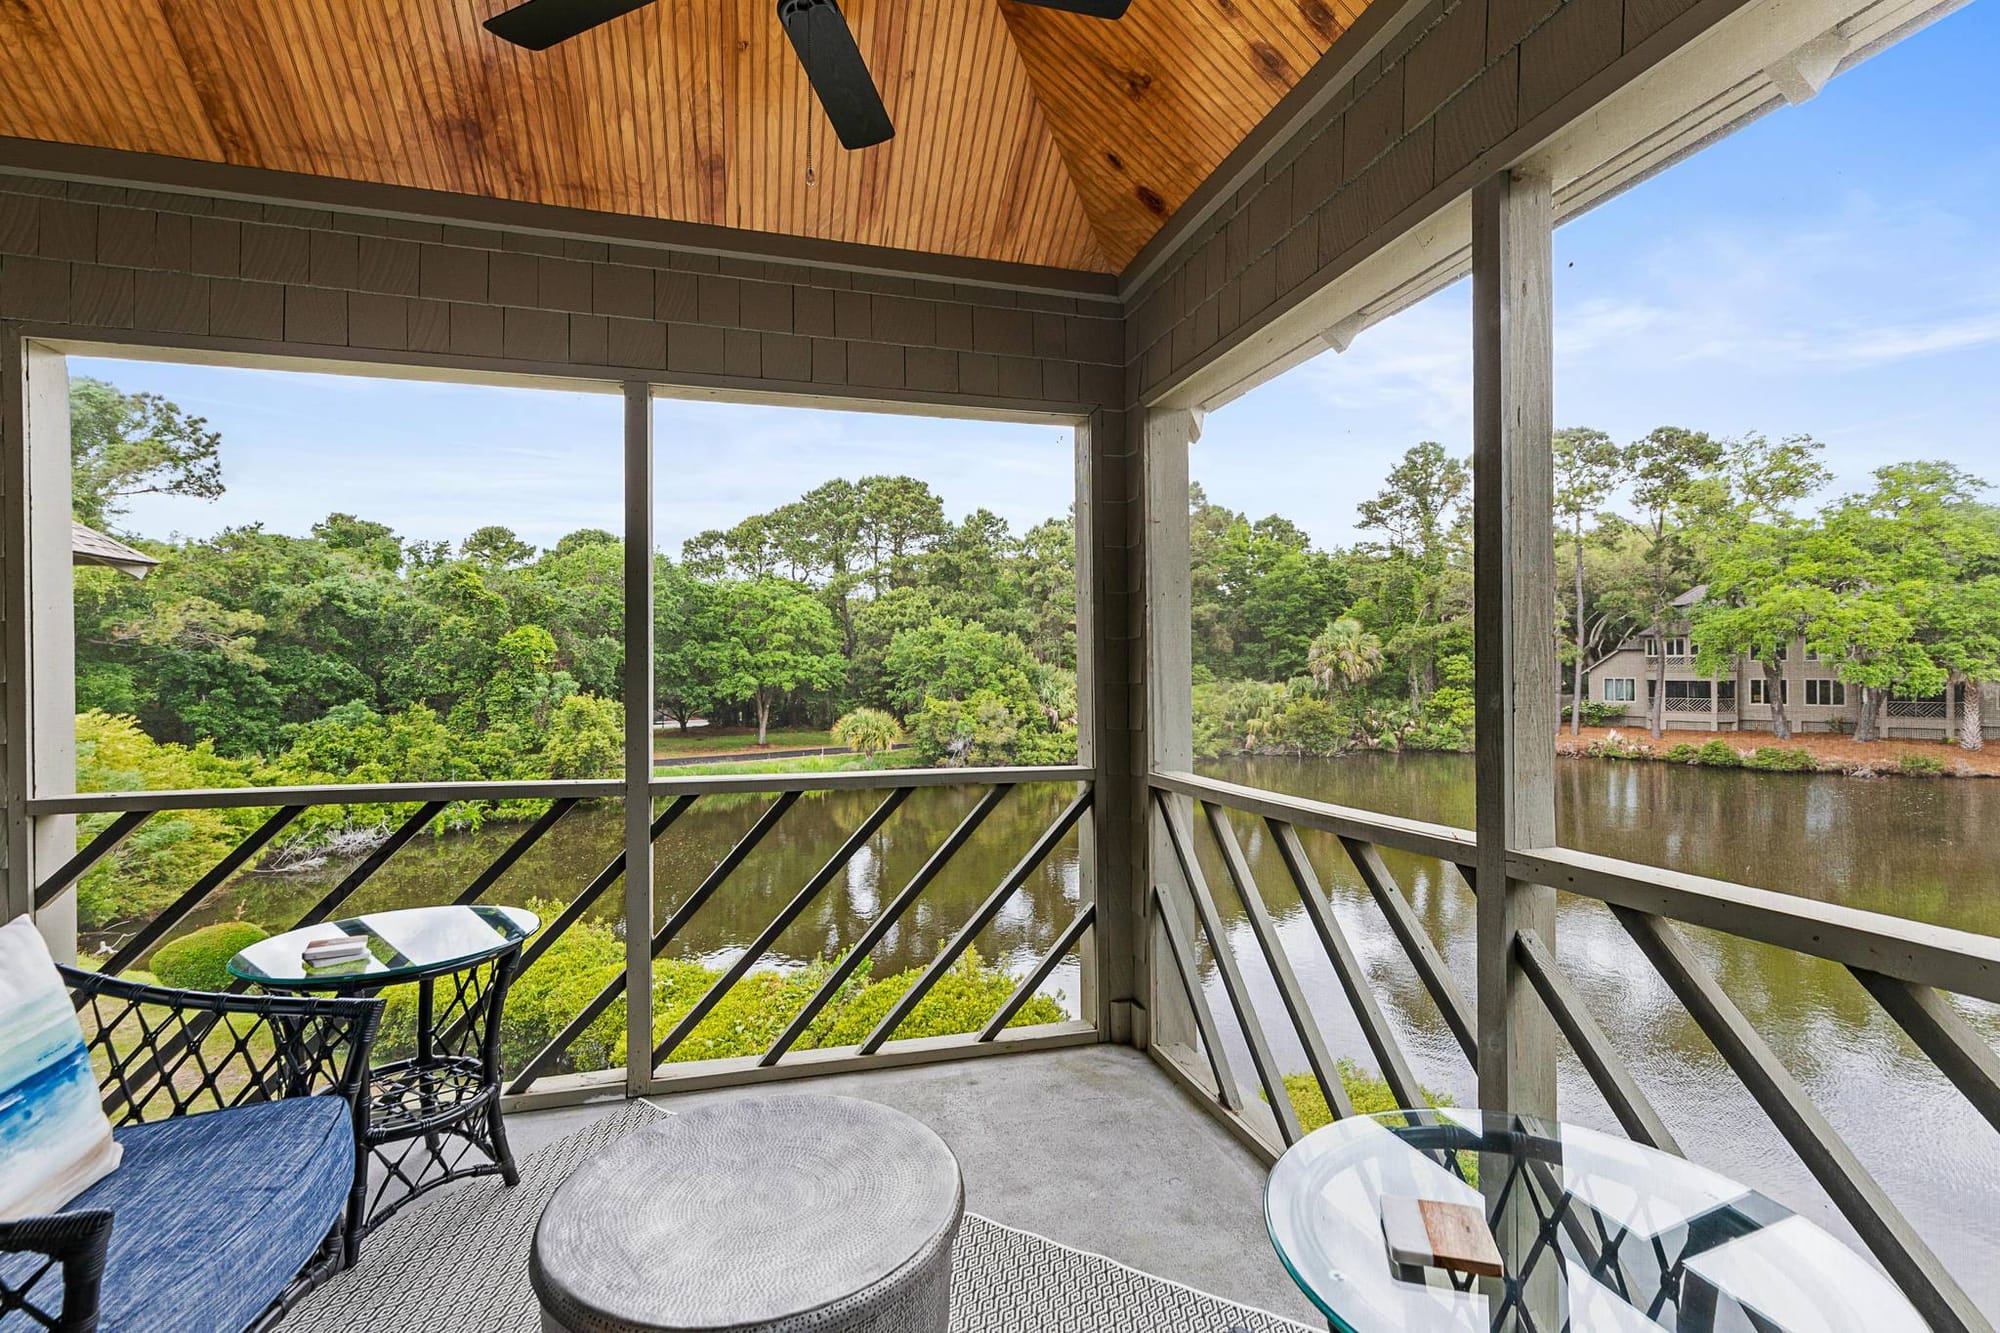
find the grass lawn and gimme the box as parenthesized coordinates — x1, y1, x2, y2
(653, 751, 927, 778)
(652, 726, 837, 758)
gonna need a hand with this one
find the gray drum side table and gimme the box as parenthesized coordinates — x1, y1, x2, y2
(532, 1093, 964, 1333)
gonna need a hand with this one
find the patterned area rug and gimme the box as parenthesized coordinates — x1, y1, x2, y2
(286, 1099, 1314, 1333)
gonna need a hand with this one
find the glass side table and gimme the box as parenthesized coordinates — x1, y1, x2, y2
(1265, 1108, 1927, 1333)
(229, 904, 538, 1252)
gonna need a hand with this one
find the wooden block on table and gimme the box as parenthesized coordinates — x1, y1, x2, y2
(1381, 1196, 1505, 1278)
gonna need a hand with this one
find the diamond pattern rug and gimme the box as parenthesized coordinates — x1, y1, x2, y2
(287, 1098, 1315, 1333)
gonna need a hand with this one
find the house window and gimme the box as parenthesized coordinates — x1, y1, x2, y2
(1644, 639, 1658, 657)
(1750, 679, 1790, 705)
(1805, 679, 1845, 706)
(1657, 636, 1690, 657)
(1664, 681, 1712, 702)
(1603, 678, 1636, 702)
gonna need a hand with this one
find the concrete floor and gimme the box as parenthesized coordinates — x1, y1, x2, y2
(504, 1044, 1324, 1326)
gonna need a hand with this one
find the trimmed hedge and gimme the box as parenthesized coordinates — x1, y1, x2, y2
(149, 921, 268, 992)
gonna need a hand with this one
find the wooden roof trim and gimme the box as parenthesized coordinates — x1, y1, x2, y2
(0, 135, 1122, 302)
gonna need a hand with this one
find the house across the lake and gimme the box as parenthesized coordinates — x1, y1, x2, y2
(1588, 587, 2000, 740)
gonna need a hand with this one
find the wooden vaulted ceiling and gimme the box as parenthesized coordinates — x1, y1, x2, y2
(0, 0, 1363, 273)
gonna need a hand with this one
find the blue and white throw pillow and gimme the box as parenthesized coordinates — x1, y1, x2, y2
(0, 915, 121, 1219)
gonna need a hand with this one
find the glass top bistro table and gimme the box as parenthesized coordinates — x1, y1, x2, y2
(228, 904, 538, 1252)
(1265, 1109, 1928, 1333)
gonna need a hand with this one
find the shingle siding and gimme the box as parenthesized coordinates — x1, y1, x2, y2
(1127, 0, 1730, 404)
(0, 174, 1120, 417)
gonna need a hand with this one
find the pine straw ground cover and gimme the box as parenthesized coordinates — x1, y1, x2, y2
(1557, 727, 2000, 777)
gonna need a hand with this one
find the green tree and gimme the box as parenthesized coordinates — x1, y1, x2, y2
(857, 475, 947, 592)
(543, 693, 624, 778)
(879, 617, 1037, 717)
(1553, 427, 1621, 734)
(716, 578, 845, 744)
(1354, 442, 1469, 708)
(460, 524, 537, 569)
(654, 557, 733, 730)
(1617, 427, 1725, 738)
(70, 377, 224, 530)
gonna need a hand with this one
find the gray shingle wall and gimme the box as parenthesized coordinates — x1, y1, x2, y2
(0, 174, 1124, 414)
(1127, 0, 1717, 401)
(0, 170, 1136, 932)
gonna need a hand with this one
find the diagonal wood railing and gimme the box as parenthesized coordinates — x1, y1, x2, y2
(31, 765, 1098, 1110)
(1149, 769, 1999, 1333)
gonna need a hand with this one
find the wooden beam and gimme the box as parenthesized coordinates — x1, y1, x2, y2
(622, 382, 656, 1094)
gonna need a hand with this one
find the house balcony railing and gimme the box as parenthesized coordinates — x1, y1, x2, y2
(1888, 699, 1948, 718)
(26, 764, 2000, 1331)
(1660, 696, 1735, 714)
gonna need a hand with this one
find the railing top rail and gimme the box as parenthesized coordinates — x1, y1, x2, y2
(1511, 845, 2000, 1005)
(1149, 770, 1476, 864)
(28, 765, 1097, 817)
(650, 765, 1093, 796)
(27, 779, 624, 816)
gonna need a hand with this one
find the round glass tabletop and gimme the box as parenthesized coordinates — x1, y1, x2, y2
(226, 904, 538, 989)
(1265, 1108, 1926, 1333)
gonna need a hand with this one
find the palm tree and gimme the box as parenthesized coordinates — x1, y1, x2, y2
(831, 707, 905, 756)
(1307, 617, 1383, 695)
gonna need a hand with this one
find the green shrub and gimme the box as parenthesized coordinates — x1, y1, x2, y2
(416, 902, 1071, 1077)
(1281, 1063, 1475, 1182)
(1565, 700, 1625, 727)
(1661, 743, 1702, 764)
(1745, 746, 1817, 773)
(1897, 752, 1947, 776)
(1697, 739, 1742, 768)
(148, 921, 268, 992)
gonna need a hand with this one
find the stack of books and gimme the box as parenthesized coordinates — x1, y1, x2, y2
(301, 935, 371, 969)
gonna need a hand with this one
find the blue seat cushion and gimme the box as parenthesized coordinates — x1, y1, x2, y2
(3, 1096, 354, 1333)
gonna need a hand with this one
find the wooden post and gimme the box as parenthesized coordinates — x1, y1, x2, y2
(622, 383, 655, 1092)
(1142, 405, 1201, 1056)
(1472, 165, 1559, 1312)
(1, 338, 78, 955)
(0, 331, 27, 932)
(1078, 409, 1139, 1041)
(1472, 169, 1558, 1109)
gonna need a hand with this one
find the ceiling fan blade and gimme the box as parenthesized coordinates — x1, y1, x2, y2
(1010, 0, 1132, 17)
(484, 0, 659, 50)
(777, 0, 895, 151)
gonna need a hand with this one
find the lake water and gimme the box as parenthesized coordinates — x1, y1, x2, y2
(174, 753, 2000, 1313)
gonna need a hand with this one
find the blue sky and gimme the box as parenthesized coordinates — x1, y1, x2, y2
(81, 0, 1998, 555)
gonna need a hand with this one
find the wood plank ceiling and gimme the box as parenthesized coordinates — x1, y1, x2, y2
(0, 0, 1362, 273)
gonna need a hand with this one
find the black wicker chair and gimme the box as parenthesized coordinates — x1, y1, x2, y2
(0, 966, 381, 1333)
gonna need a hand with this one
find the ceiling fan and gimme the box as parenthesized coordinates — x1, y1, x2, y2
(483, 0, 1131, 152)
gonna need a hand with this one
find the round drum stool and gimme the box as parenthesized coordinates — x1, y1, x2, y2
(531, 1093, 964, 1333)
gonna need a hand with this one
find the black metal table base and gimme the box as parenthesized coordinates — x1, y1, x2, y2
(356, 1057, 521, 1240)
(260, 943, 527, 1262)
